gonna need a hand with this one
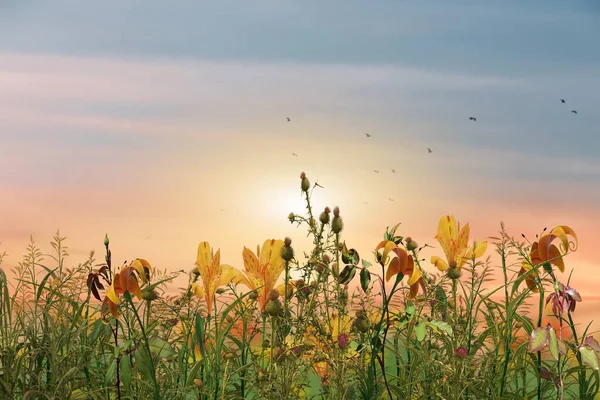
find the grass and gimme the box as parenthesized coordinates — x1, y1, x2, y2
(0, 171, 599, 399)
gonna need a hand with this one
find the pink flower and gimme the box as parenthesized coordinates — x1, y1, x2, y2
(454, 347, 468, 358)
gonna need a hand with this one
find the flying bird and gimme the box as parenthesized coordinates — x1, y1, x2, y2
(373, 170, 379, 174)
(391, 169, 396, 173)
(362, 201, 369, 205)
(560, 99, 566, 103)
(291, 153, 298, 157)
(469, 117, 477, 122)
(388, 198, 394, 202)
(365, 133, 372, 137)
(571, 110, 578, 114)
(427, 148, 432, 153)
(286, 117, 291, 122)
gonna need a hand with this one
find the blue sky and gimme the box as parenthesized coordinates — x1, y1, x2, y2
(0, 1, 599, 303)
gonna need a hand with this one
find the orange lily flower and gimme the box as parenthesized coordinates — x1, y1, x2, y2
(375, 240, 425, 299)
(101, 258, 151, 320)
(240, 239, 285, 312)
(430, 215, 487, 275)
(518, 226, 578, 292)
(191, 241, 246, 316)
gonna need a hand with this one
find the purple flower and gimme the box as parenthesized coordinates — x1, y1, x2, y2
(454, 347, 468, 358)
(338, 333, 350, 349)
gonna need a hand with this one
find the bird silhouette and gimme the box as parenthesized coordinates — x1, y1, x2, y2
(469, 117, 477, 122)
(362, 201, 369, 205)
(427, 148, 432, 153)
(286, 117, 291, 122)
(391, 169, 396, 173)
(561, 99, 566, 103)
(388, 198, 394, 202)
(373, 170, 379, 174)
(365, 133, 372, 137)
(291, 153, 298, 157)
(571, 110, 578, 115)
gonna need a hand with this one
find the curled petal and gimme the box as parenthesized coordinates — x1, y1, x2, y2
(431, 256, 449, 271)
(191, 282, 205, 298)
(127, 274, 142, 300)
(408, 278, 426, 300)
(545, 244, 565, 273)
(130, 258, 151, 282)
(385, 247, 409, 282)
(406, 257, 421, 286)
(106, 281, 120, 305)
(218, 265, 247, 287)
(549, 226, 578, 253)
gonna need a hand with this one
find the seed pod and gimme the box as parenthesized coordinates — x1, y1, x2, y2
(338, 265, 357, 285)
(360, 268, 371, 292)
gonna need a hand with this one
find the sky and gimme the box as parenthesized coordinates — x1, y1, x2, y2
(0, 0, 599, 332)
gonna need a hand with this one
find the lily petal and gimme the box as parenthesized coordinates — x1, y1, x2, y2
(430, 256, 449, 271)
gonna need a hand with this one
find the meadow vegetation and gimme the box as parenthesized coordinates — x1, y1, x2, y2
(0, 172, 598, 399)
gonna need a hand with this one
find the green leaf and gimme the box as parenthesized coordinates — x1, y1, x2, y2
(361, 259, 372, 269)
(338, 265, 357, 285)
(415, 322, 426, 342)
(558, 339, 568, 356)
(579, 345, 600, 370)
(186, 361, 203, 386)
(119, 355, 132, 395)
(104, 358, 116, 388)
(360, 268, 371, 293)
(88, 319, 104, 343)
(148, 336, 176, 359)
(426, 320, 453, 336)
(528, 326, 548, 353)
(134, 346, 154, 382)
(547, 325, 559, 360)
(405, 303, 416, 317)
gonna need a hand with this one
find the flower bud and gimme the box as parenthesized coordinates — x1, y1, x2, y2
(322, 254, 331, 264)
(141, 288, 159, 301)
(265, 299, 283, 317)
(447, 267, 462, 280)
(319, 211, 330, 225)
(300, 172, 310, 192)
(332, 215, 344, 234)
(284, 237, 292, 247)
(288, 212, 295, 223)
(104, 234, 109, 247)
(352, 316, 370, 333)
(216, 287, 227, 295)
(281, 244, 294, 261)
(406, 238, 418, 251)
(268, 289, 280, 301)
(333, 206, 340, 217)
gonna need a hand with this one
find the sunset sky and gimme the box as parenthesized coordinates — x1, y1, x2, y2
(0, 1, 599, 331)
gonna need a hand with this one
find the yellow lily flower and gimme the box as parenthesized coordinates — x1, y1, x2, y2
(430, 216, 487, 277)
(518, 225, 578, 292)
(240, 239, 285, 312)
(375, 240, 425, 299)
(101, 258, 152, 320)
(192, 241, 246, 316)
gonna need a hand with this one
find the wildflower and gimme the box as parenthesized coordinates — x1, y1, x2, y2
(430, 216, 487, 279)
(192, 242, 246, 316)
(240, 239, 286, 312)
(518, 226, 578, 292)
(546, 282, 582, 315)
(454, 347, 468, 358)
(338, 333, 350, 349)
(375, 240, 425, 299)
(101, 258, 151, 320)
